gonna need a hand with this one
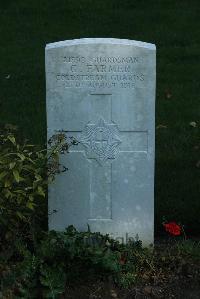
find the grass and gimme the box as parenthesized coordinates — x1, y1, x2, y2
(0, 0, 200, 233)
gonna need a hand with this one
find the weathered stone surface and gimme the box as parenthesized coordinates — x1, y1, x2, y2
(46, 38, 156, 245)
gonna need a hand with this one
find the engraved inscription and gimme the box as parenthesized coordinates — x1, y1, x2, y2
(78, 118, 121, 163)
(55, 55, 145, 89)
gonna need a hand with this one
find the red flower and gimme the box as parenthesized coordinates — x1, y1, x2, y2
(163, 222, 181, 236)
(119, 253, 127, 265)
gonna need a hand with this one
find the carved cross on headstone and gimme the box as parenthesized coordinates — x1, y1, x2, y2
(68, 94, 148, 220)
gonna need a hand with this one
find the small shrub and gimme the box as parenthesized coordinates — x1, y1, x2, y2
(0, 124, 77, 246)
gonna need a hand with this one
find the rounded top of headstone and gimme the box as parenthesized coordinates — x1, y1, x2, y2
(46, 38, 156, 50)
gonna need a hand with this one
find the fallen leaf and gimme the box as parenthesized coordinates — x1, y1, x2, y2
(110, 289, 118, 298)
(189, 121, 197, 128)
(196, 160, 200, 168)
(165, 89, 172, 99)
(156, 124, 168, 129)
(193, 145, 199, 150)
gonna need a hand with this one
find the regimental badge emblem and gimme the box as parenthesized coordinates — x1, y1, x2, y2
(78, 118, 121, 163)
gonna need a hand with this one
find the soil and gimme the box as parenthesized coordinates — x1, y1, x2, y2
(64, 239, 200, 299)
(64, 277, 200, 299)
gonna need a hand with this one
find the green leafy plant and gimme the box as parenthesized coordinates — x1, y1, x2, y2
(0, 125, 45, 239)
(0, 226, 128, 297)
(117, 272, 137, 288)
(40, 264, 66, 299)
(0, 124, 77, 246)
(38, 226, 121, 280)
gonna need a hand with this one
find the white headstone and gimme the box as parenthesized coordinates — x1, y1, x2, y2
(46, 38, 156, 246)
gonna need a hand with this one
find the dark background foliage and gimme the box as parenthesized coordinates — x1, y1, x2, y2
(0, 0, 199, 234)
